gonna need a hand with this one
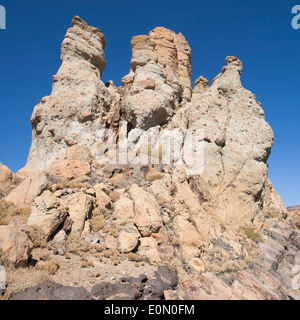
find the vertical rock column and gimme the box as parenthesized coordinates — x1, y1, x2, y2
(123, 27, 192, 130)
(24, 16, 118, 174)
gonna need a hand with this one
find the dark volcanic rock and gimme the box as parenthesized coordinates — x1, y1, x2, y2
(10, 281, 92, 300)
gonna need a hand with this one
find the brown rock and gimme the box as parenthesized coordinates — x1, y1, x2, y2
(193, 76, 209, 95)
(0, 162, 14, 188)
(151, 233, 165, 244)
(288, 205, 300, 228)
(62, 192, 94, 235)
(77, 111, 94, 123)
(0, 224, 33, 267)
(138, 237, 161, 265)
(123, 26, 192, 129)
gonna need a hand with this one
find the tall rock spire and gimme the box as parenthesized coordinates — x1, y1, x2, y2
(23, 16, 119, 174)
(122, 27, 192, 130)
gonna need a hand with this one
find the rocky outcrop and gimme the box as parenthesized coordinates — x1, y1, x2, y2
(182, 218, 300, 300)
(169, 56, 286, 230)
(24, 16, 119, 173)
(0, 16, 295, 301)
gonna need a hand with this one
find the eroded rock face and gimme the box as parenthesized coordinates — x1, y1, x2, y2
(123, 27, 192, 130)
(169, 56, 286, 230)
(24, 16, 119, 173)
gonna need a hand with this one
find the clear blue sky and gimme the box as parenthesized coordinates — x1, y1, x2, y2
(0, 0, 299, 206)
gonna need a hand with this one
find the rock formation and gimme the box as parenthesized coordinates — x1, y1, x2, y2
(23, 16, 119, 174)
(0, 16, 298, 301)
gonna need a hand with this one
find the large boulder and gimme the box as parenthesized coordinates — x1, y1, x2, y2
(118, 224, 140, 253)
(113, 197, 135, 220)
(62, 192, 94, 235)
(0, 224, 33, 267)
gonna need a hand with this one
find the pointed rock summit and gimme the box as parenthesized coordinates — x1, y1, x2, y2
(123, 26, 192, 130)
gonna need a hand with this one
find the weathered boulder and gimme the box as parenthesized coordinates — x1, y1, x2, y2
(5, 173, 48, 206)
(129, 184, 162, 237)
(27, 191, 68, 240)
(138, 237, 161, 265)
(113, 197, 135, 220)
(118, 224, 140, 253)
(94, 184, 112, 209)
